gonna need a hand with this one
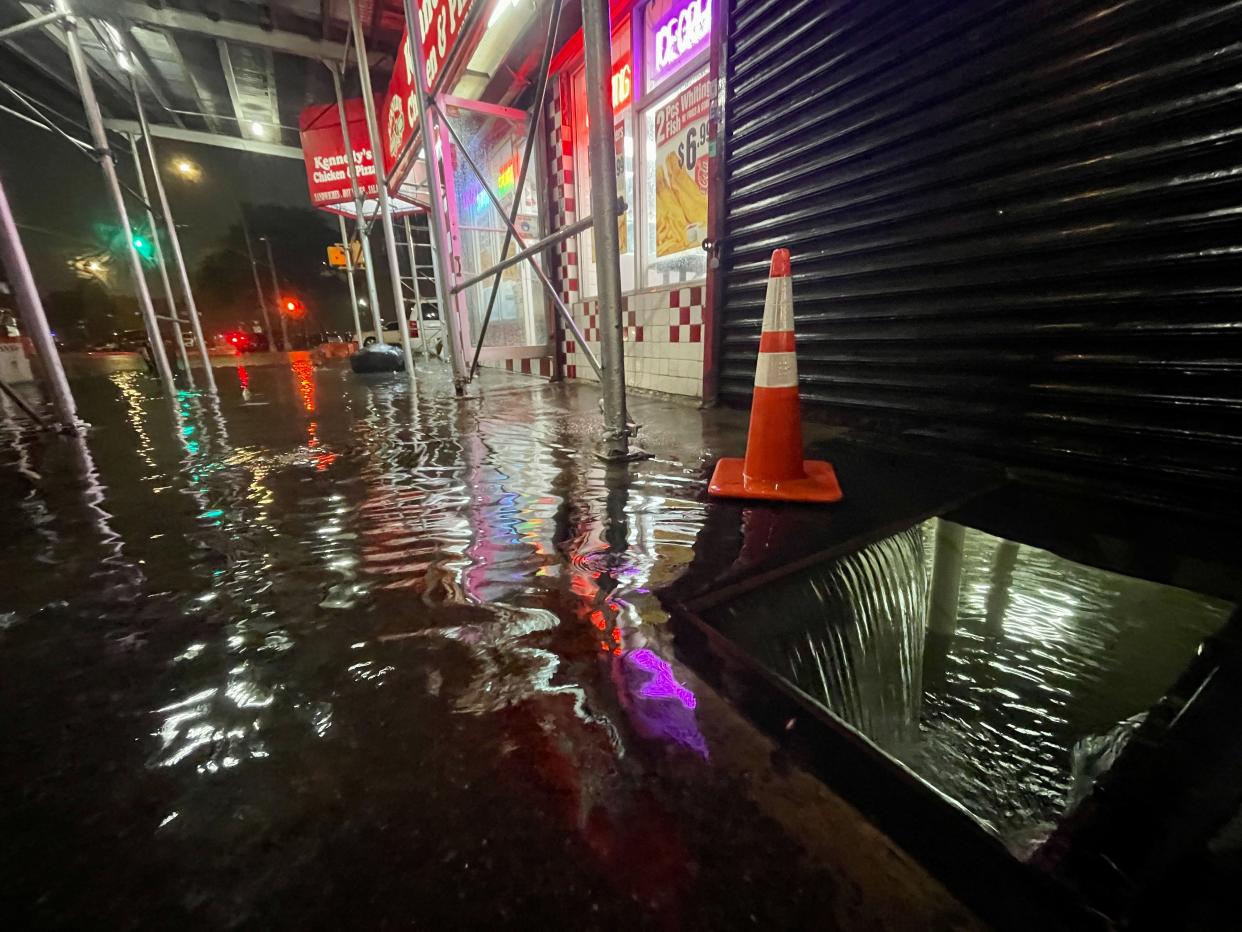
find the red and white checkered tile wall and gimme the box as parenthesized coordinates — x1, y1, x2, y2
(499, 356, 555, 378)
(544, 75, 706, 398)
(545, 77, 580, 307)
(564, 287, 705, 397)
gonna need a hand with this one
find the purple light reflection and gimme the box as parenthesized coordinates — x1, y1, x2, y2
(629, 649, 697, 709)
(618, 649, 708, 758)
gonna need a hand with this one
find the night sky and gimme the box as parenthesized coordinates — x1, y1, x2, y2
(0, 112, 315, 299)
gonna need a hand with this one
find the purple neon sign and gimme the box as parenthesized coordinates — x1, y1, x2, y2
(647, 0, 711, 85)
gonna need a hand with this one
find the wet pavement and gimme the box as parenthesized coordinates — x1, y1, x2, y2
(0, 357, 977, 930)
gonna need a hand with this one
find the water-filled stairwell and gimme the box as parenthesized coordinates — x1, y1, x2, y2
(703, 519, 1233, 854)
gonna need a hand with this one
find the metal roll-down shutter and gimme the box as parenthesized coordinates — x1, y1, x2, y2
(719, 0, 1242, 515)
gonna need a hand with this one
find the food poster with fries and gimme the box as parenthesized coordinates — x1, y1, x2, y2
(654, 72, 710, 257)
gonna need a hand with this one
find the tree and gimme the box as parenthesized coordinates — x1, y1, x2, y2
(43, 279, 139, 348)
(194, 203, 359, 334)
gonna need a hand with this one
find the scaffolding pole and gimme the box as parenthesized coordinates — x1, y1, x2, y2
(402, 0, 469, 393)
(403, 214, 431, 356)
(347, 0, 416, 379)
(329, 62, 383, 339)
(0, 167, 77, 429)
(0, 10, 65, 42)
(131, 77, 217, 393)
(127, 130, 193, 387)
(581, 0, 637, 459)
(54, 0, 175, 397)
(339, 213, 363, 340)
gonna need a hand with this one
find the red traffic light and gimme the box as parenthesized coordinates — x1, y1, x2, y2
(280, 296, 306, 319)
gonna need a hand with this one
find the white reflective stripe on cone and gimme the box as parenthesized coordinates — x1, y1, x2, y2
(755, 351, 798, 389)
(760, 276, 795, 333)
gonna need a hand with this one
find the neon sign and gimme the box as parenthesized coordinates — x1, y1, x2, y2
(652, 0, 711, 80)
(611, 54, 632, 110)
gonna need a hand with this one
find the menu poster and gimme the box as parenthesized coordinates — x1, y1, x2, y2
(653, 72, 709, 257)
(615, 120, 628, 253)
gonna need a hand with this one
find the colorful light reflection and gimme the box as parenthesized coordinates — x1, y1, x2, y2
(627, 648, 697, 710)
(618, 648, 708, 759)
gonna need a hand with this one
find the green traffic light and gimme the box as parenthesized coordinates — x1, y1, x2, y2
(131, 235, 155, 263)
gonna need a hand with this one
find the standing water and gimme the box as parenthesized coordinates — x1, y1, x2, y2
(0, 362, 977, 929)
(705, 518, 1233, 855)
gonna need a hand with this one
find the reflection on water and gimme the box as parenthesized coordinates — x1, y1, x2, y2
(707, 518, 1233, 854)
(1, 364, 822, 929)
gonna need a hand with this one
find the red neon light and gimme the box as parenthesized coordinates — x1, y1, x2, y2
(611, 54, 632, 111)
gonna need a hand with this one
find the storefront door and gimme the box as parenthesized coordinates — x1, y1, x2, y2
(437, 96, 549, 366)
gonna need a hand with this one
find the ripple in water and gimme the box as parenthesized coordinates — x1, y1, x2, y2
(706, 518, 1233, 854)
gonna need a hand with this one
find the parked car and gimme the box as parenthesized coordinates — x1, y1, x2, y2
(356, 319, 418, 347)
(307, 331, 348, 346)
(223, 331, 270, 353)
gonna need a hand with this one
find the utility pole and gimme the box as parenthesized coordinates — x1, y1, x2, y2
(260, 236, 290, 352)
(240, 210, 274, 341)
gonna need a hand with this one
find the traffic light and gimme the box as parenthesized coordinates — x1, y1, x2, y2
(280, 296, 306, 319)
(131, 235, 154, 261)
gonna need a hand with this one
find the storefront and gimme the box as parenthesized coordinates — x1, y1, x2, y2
(382, 0, 557, 377)
(544, 0, 714, 398)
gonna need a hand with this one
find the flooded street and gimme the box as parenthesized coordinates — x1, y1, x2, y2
(0, 359, 974, 930)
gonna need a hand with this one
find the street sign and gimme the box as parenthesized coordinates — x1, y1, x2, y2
(327, 242, 365, 268)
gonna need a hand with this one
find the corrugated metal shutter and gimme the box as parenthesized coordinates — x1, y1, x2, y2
(719, 0, 1242, 514)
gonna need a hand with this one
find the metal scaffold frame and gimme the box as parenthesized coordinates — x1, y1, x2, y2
(379, 0, 639, 456)
(2, 0, 642, 457)
(346, 0, 416, 380)
(0, 165, 77, 430)
(1, 0, 229, 402)
(53, 0, 176, 397)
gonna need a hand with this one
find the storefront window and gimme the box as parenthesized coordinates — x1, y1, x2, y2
(641, 67, 709, 288)
(447, 105, 547, 348)
(570, 6, 710, 298)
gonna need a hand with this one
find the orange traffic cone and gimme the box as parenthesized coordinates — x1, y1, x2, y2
(709, 248, 843, 503)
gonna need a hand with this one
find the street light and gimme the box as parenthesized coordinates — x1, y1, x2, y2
(170, 157, 201, 182)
